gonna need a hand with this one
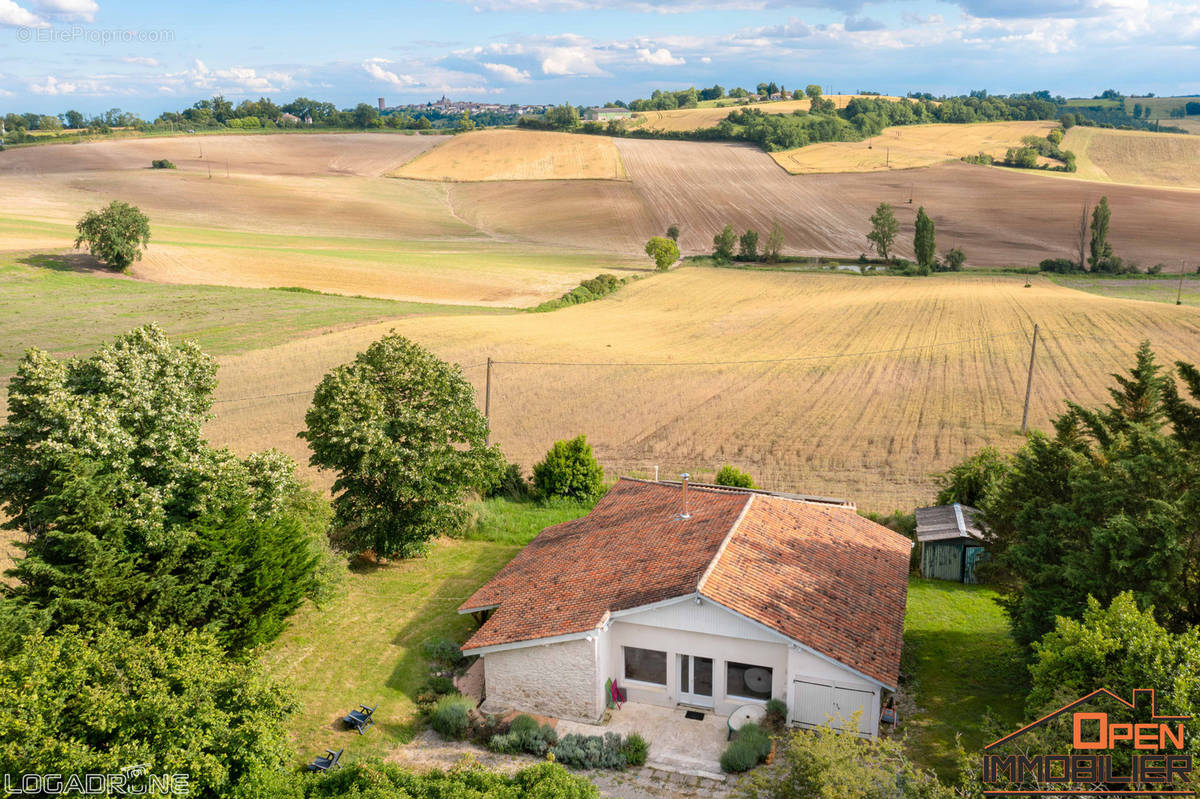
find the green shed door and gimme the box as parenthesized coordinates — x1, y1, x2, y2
(921, 540, 964, 582)
(964, 546, 988, 584)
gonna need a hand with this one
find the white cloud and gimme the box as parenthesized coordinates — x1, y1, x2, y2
(174, 58, 295, 94)
(122, 56, 159, 67)
(636, 46, 685, 65)
(29, 74, 106, 95)
(482, 61, 531, 81)
(701, 55, 712, 62)
(541, 45, 605, 75)
(362, 57, 416, 87)
(0, 0, 45, 26)
(31, 0, 97, 21)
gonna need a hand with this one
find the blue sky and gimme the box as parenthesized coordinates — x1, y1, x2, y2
(1, 0, 1197, 115)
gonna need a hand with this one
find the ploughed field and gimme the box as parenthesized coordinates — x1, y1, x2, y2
(204, 268, 1200, 512)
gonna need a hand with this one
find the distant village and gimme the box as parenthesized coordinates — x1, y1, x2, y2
(380, 95, 548, 117)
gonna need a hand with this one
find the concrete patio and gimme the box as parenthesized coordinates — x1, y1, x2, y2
(556, 703, 729, 780)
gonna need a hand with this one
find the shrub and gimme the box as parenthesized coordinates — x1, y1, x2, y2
(738, 722, 773, 760)
(508, 714, 541, 736)
(532, 435, 605, 500)
(430, 694, 474, 740)
(488, 715, 558, 756)
(1039, 257, 1078, 274)
(551, 732, 627, 770)
(483, 460, 532, 500)
(715, 465, 756, 488)
(151, 158, 176, 169)
(720, 737, 762, 773)
(422, 637, 466, 671)
(621, 732, 649, 767)
(423, 675, 455, 696)
(739, 721, 952, 798)
(765, 698, 788, 730)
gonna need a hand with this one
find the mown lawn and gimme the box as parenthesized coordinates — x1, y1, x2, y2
(260, 497, 592, 763)
(901, 577, 1028, 779)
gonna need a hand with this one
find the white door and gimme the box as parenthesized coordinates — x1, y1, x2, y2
(678, 655, 714, 707)
(792, 681, 875, 735)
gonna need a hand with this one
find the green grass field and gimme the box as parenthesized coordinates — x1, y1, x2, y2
(902, 577, 1026, 779)
(0, 253, 501, 382)
(260, 497, 592, 762)
(1051, 273, 1200, 305)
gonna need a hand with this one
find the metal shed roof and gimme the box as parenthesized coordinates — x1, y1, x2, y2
(915, 503, 985, 543)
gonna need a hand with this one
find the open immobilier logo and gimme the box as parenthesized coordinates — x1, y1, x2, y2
(982, 688, 1194, 796)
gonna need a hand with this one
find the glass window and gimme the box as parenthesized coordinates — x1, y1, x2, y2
(726, 661, 772, 701)
(623, 647, 667, 685)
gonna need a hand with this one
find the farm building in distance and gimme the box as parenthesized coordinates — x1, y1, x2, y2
(584, 106, 634, 121)
(458, 477, 911, 738)
(916, 503, 987, 583)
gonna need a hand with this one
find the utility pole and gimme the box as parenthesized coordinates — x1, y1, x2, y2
(1178, 261, 1186, 306)
(484, 357, 493, 445)
(1021, 324, 1039, 434)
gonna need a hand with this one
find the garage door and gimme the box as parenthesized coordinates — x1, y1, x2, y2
(792, 680, 875, 735)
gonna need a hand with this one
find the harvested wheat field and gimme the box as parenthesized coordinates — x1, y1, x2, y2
(392, 129, 627, 181)
(206, 268, 1200, 511)
(633, 94, 905, 132)
(1061, 127, 1200, 189)
(771, 120, 1057, 174)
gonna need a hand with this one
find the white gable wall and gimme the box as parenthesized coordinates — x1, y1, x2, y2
(478, 596, 884, 736)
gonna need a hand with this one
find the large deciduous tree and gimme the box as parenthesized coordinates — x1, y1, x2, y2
(0, 325, 333, 651)
(712, 224, 737, 263)
(0, 625, 295, 797)
(74, 200, 151, 272)
(301, 334, 502, 559)
(644, 236, 680, 271)
(867, 202, 899, 262)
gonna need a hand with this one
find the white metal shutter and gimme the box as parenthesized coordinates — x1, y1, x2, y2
(832, 686, 875, 735)
(793, 681, 875, 735)
(791, 680, 836, 728)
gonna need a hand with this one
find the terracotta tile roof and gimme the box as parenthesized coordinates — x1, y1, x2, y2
(460, 479, 750, 650)
(699, 495, 912, 688)
(459, 478, 911, 688)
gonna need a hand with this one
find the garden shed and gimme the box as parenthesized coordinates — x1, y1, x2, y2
(915, 503, 987, 583)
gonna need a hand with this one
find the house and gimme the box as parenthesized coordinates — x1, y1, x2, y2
(583, 106, 633, 122)
(279, 112, 301, 126)
(915, 503, 987, 583)
(458, 477, 911, 737)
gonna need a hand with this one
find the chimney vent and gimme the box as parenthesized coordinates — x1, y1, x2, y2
(679, 473, 692, 520)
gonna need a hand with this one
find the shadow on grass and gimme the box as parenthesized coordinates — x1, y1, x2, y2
(18, 252, 126, 277)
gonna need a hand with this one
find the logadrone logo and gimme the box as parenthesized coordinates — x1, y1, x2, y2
(3, 763, 190, 795)
(981, 688, 1194, 796)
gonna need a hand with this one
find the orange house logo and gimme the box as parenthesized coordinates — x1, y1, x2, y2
(981, 689, 1194, 796)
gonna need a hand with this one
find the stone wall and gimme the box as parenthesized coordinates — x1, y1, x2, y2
(482, 637, 599, 722)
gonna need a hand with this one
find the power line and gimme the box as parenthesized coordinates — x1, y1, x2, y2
(487, 329, 1030, 368)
